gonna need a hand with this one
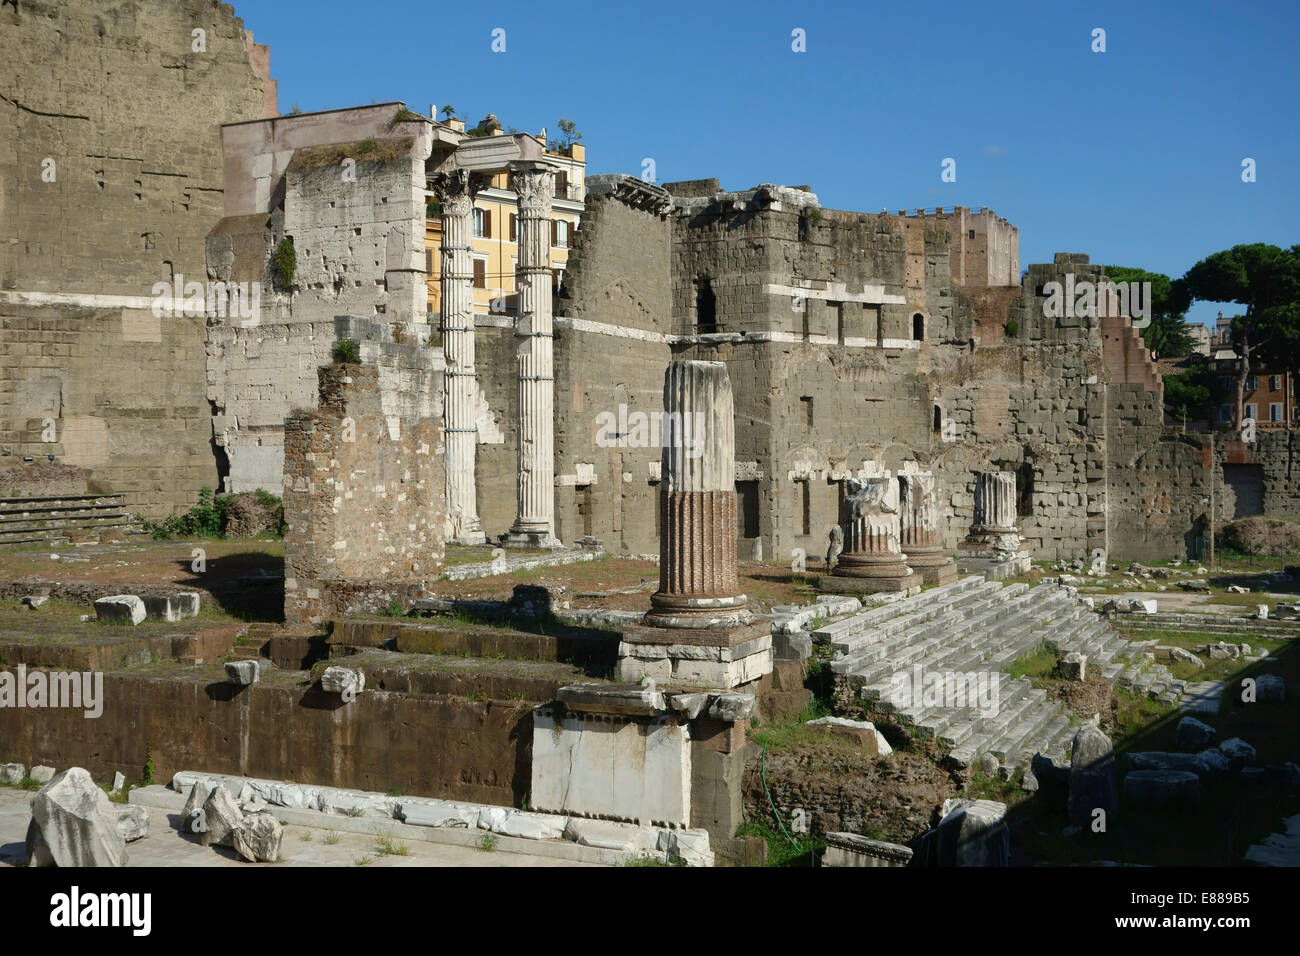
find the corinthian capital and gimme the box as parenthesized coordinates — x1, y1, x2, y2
(511, 163, 554, 216)
(430, 168, 484, 217)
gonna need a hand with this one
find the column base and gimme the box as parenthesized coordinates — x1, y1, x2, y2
(955, 545, 1031, 580)
(500, 529, 564, 550)
(448, 520, 487, 546)
(903, 549, 959, 587)
(617, 620, 771, 690)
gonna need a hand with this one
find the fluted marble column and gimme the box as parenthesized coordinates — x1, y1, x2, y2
(832, 476, 913, 583)
(432, 169, 484, 544)
(972, 471, 1018, 535)
(644, 360, 751, 629)
(503, 163, 560, 548)
(899, 472, 957, 585)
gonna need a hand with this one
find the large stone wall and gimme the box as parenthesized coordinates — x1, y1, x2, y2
(0, 0, 274, 516)
(0, 675, 528, 807)
(206, 111, 435, 493)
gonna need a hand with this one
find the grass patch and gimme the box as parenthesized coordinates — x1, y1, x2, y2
(1006, 643, 1056, 681)
(735, 820, 824, 867)
(478, 833, 499, 852)
(323, 832, 340, 845)
(300, 831, 313, 842)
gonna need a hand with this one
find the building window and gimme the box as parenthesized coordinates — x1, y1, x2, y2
(696, 276, 716, 333)
(1015, 462, 1034, 518)
(1246, 375, 1258, 391)
(798, 479, 811, 535)
(555, 219, 569, 249)
(555, 170, 569, 200)
(800, 396, 814, 427)
(472, 257, 486, 289)
(968, 229, 975, 239)
(933, 405, 943, 434)
(1245, 403, 1258, 421)
(509, 213, 517, 242)
(735, 481, 760, 538)
(912, 313, 924, 341)
(575, 484, 593, 537)
(473, 208, 486, 238)
(1270, 403, 1283, 422)
(1270, 375, 1282, 391)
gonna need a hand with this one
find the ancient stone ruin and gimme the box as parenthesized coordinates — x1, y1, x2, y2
(1, 0, 1298, 879)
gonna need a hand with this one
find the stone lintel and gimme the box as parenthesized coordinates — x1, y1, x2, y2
(556, 682, 666, 717)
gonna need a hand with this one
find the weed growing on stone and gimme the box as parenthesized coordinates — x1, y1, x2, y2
(478, 833, 499, 852)
(342, 807, 365, 818)
(300, 831, 313, 842)
(375, 831, 410, 856)
(323, 832, 340, 845)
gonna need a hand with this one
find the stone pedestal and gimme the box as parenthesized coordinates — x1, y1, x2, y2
(822, 475, 919, 595)
(899, 472, 957, 586)
(617, 361, 772, 689)
(956, 471, 1030, 579)
(432, 169, 484, 544)
(502, 163, 561, 549)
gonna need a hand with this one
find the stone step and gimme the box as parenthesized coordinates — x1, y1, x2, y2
(812, 576, 985, 645)
(829, 580, 1007, 657)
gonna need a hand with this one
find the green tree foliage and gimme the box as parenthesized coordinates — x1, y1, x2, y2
(1184, 244, 1300, 425)
(555, 118, 581, 150)
(1163, 363, 1220, 420)
(1101, 265, 1194, 358)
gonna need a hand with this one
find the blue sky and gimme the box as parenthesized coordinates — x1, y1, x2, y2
(236, 0, 1298, 328)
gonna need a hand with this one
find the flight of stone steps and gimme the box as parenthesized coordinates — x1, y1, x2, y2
(812, 575, 1184, 774)
(0, 493, 140, 548)
(1119, 611, 1300, 642)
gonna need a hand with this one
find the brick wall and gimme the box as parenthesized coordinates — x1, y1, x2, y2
(283, 359, 445, 627)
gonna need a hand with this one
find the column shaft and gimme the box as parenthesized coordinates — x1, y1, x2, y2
(433, 169, 482, 544)
(505, 164, 559, 547)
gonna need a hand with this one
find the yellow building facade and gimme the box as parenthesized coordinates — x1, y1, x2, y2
(425, 125, 585, 318)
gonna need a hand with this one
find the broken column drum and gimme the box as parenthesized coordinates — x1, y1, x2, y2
(830, 476, 914, 584)
(899, 472, 957, 585)
(644, 360, 750, 629)
(502, 163, 561, 548)
(972, 471, 1018, 537)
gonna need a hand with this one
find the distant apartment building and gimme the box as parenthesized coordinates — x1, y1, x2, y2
(424, 118, 585, 317)
(1213, 364, 1296, 427)
(1187, 322, 1211, 357)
